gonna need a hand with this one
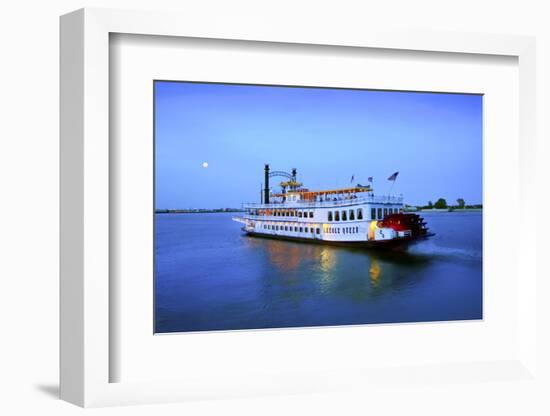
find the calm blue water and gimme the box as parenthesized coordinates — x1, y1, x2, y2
(155, 212, 482, 333)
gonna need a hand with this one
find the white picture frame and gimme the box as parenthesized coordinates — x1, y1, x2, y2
(60, 7, 538, 408)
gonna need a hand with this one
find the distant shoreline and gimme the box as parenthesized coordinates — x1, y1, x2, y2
(156, 209, 244, 214)
(405, 208, 482, 213)
(156, 208, 482, 214)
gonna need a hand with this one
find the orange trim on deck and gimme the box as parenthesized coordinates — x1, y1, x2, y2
(273, 186, 372, 200)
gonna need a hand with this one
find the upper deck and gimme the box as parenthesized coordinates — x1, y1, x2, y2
(243, 193, 403, 210)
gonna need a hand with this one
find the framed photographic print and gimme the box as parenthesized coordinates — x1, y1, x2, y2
(60, 8, 540, 408)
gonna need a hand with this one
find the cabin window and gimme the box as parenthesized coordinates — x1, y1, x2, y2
(355, 226, 358, 233)
(377, 208, 382, 219)
(328, 211, 333, 221)
(298, 211, 302, 217)
(300, 227, 303, 232)
(294, 226, 297, 232)
(311, 228, 315, 233)
(309, 211, 314, 218)
(357, 208, 363, 220)
(384, 208, 388, 217)
(316, 228, 320, 234)
(370, 208, 375, 219)
(349, 210, 355, 220)
(335, 211, 340, 221)
(342, 210, 347, 221)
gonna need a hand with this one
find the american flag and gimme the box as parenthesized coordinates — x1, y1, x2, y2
(387, 172, 399, 181)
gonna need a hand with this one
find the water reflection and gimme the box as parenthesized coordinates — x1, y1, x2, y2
(369, 259, 381, 287)
(243, 235, 431, 304)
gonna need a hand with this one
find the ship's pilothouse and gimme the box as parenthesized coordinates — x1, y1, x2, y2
(233, 165, 432, 249)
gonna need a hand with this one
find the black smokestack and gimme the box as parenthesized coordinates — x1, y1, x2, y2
(264, 164, 270, 204)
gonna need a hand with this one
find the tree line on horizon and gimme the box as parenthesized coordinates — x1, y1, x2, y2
(412, 198, 483, 210)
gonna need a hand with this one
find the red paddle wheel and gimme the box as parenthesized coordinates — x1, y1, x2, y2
(379, 213, 430, 238)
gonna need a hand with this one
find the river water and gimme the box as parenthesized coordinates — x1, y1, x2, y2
(155, 211, 482, 333)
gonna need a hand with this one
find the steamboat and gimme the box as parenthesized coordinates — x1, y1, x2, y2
(233, 165, 433, 249)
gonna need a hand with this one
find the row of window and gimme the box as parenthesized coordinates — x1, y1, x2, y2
(371, 207, 400, 220)
(326, 226, 359, 234)
(262, 224, 320, 234)
(272, 210, 314, 218)
(328, 209, 363, 222)
(327, 207, 401, 222)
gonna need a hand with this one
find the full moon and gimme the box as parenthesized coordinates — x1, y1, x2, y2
(202, 162, 209, 168)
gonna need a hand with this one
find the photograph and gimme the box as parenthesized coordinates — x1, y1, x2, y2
(154, 81, 483, 333)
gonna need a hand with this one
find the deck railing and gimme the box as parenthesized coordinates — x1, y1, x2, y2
(243, 194, 403, 209)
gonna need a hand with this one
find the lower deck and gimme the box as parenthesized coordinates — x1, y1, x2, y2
(244, 229, 429, 249)
(237, 216, 414, 244)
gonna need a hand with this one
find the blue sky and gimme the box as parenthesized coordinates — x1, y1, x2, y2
(155, 81, 482, 209)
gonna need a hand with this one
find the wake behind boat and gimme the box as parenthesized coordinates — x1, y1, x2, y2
(233, 165, 433, 249)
